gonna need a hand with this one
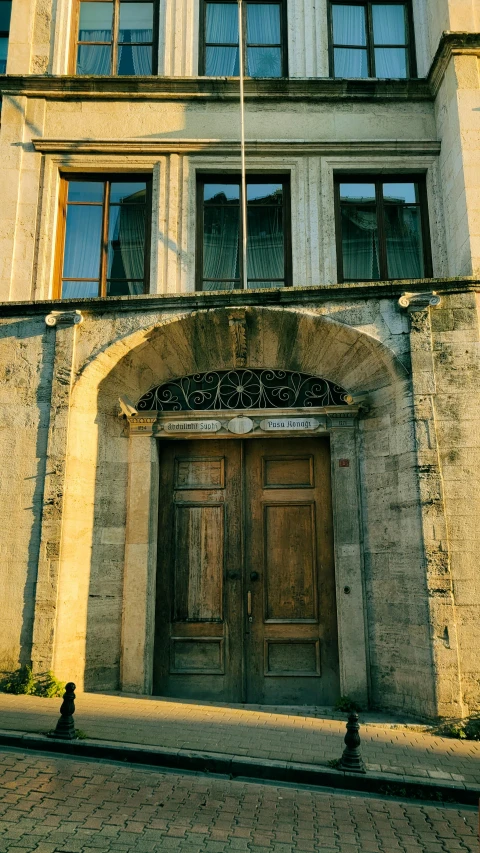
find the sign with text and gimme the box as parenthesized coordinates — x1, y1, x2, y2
(164, 420, 222, 433)
(259, 417, 320, 432)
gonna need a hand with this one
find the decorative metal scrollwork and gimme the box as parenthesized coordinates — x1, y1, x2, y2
(137, 369, 352, 412)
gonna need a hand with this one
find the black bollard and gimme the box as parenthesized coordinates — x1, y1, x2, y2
(338, 713, 366, 773)
(47, 682, 76, 740)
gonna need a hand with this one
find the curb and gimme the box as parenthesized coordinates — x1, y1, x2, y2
(0, 729, 478, 805)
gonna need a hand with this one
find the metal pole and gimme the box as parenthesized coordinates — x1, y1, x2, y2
(238, 0, 248, 289)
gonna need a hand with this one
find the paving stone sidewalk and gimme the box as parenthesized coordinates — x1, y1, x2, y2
(0, 692, 479, 789)
(0, 749, 478, 853)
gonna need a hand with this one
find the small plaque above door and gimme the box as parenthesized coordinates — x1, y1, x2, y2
(164, 420, 222, 433)
(259, 417, 320, 432)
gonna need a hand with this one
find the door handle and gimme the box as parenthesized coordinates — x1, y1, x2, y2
(227, 570, 240, 580)
(247, 590, 252, 618)
(250, 571, 259, 581)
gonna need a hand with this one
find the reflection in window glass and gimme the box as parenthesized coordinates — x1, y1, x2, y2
(331, 2, 410, 79)
(200, 178, 288, 290)
(0, 0, 12, 73)
(61, 178, 148, 298)
(76, 0, 154, 75)
(204, 1, 283, 78)
(338, 178, 428, 281)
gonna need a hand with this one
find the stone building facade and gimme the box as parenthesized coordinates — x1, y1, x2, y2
(0, 0, 479, 719)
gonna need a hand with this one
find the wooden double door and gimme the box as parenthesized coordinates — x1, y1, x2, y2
(153, 438, 340, 705)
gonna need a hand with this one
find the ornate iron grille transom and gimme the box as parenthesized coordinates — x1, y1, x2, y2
(137, 370, 352, 412)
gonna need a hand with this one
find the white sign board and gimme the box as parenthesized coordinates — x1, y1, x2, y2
(164, 420, 221, 433)
(260, 417, 320, 431)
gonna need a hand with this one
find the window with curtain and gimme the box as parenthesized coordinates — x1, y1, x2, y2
(329, 2, 414, 78)
(0, 0, 12, 73)
(76, 0, 156, 75)
(58, 176, 151, 298)
(197, 175, 291, 290)
(335, 177, 432, 282)
(201, 1, 285, 77)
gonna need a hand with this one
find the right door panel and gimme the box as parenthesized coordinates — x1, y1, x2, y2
(245, 438, 340, 705)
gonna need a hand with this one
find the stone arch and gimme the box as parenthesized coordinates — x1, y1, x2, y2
(52, 305, 418, 700)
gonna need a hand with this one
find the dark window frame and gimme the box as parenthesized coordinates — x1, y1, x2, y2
(0, 0, 12, 74)
(196, 173, 292, 291)
(334, 173, 432, 283)
(55, 172, 152, 299)
(72, 0, 159, 75)
(199, 0, 288, 78)
(328, 0, 417, 79)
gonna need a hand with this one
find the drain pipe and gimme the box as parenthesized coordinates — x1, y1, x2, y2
(238, 0, 248, 289)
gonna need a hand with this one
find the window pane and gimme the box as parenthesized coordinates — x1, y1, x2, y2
(247, 46, 281, 77)
(0, 1, 12, 31)
(0, 37, 7, 72)
(107, 280, 144, 295)
(382, 182, 417, 204)
(107, 204, 146, 280)
(247, 183, 282, 203)
(333, 47, 368, 77)
(118, 43, 152, 73)
(110, 182, 147, 203)
(372, 4, 406, 45)
(247, 204, 284, 282)
(247, 4, 280, 44)
(340, 201, 380, 280)
(248, 280, 282, 289)
(385, 205, 424, 279)
(67, 181, 104, 203)
(205, 45, 239, 75)
(206, 3, 238, 43)
(204, 183, 240, 202)
(62, 280, 100, 298)
(203, 205, 240, 280)
(332, 5, 366, 46)
(202, 281, 236, 291)
(78, 2, 113, 39)
(119, 3, 153, 41)
(77, 44, 111, 73)
(340, 183, 376, 201)
(374, 47, 407, 78)
(63, 205, 103, 279)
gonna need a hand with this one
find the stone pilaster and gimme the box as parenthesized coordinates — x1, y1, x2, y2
(399, 292, 464, 718)
(30, 311, 83, 673)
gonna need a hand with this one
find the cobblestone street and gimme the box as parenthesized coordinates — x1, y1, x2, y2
(0, 749, 477, 853)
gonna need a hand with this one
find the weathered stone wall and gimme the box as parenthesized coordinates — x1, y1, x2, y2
(0, 316, 54, 671)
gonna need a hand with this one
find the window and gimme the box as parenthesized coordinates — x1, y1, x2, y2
(329, 2, 415, 78)
(0, 1, 11, 73)
(75, 0, 156, 75)
(335, 176, 432, 282)
(197, 175, 291, 290)
(200, 1, 286, 77)
(57, 176, 151, 298)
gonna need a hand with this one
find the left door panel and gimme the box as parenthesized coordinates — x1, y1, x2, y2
(153, 440, 243, 701)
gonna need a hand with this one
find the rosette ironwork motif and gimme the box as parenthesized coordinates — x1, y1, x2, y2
(137, 370, 352, 412)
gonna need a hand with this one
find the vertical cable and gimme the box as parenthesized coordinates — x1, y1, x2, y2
(238, 0, 248, 289)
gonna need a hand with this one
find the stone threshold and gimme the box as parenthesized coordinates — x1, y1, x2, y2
(0, 728, 477, 807)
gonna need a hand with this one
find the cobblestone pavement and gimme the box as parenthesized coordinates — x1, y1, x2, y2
(0, 749, 478, 853)
(0, 693, 479, 787)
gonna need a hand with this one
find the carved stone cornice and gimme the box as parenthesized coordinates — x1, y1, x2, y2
(45, 310, 83, 327)
(398, 292, 442, 312)
(227, 308, 248, 367)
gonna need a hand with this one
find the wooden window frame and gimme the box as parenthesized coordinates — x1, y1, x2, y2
(196, 173, 292, 292)
(71, 0, 159, 75)
(334, 173, 432, 283)
(54, 173, 152, 299)
(199, 0, 288, 78)
(328, 0, 417, 79)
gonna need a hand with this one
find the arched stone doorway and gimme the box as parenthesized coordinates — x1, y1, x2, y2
(49, 305, 432, 712)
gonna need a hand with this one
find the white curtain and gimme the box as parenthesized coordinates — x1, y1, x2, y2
(118, 40, 152, 74)
(205, 3, 239, 75)
(63, 206, 102, 279)
(332, 5, 366, 46)
(341, 208, 380, 280)
(372, 4, 407, 77)
(115, 204, 146, 283)
(247, 4, 280, 43)
(77, 39, 111, 74)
